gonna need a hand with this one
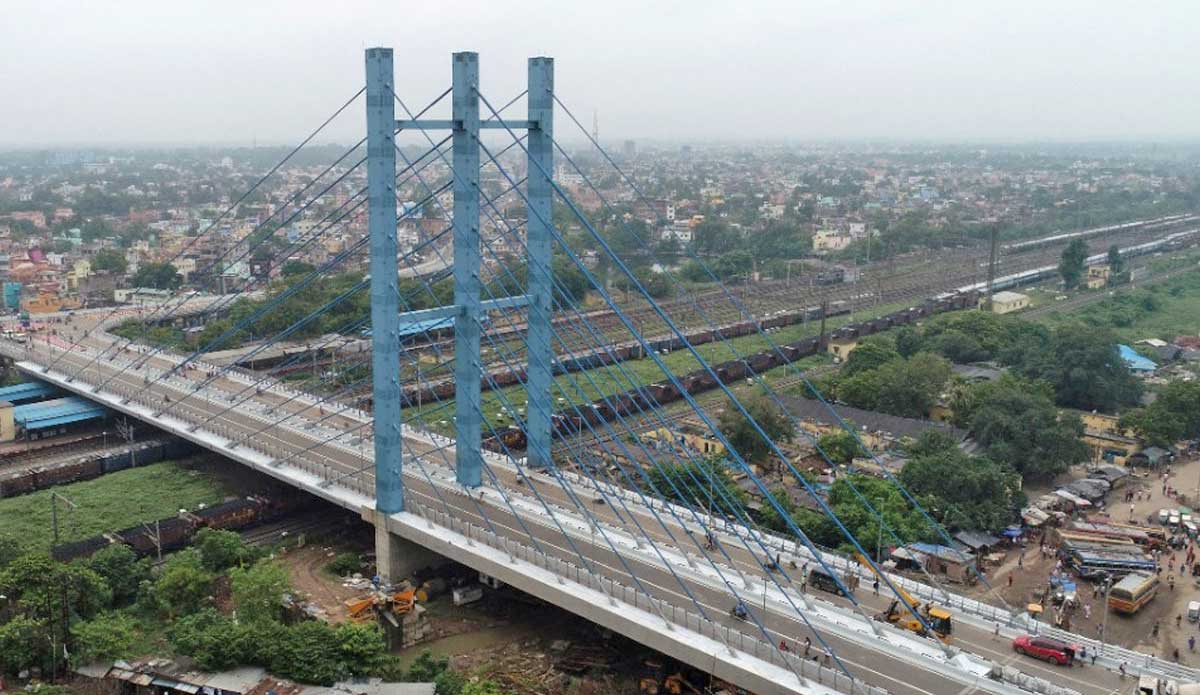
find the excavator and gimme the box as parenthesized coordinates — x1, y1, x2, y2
(854, 553, 953, 644)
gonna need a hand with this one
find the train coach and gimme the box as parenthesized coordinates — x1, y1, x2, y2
(480, 287, 991, 452)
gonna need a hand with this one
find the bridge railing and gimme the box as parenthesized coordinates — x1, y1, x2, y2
(409, 500, 887, 695)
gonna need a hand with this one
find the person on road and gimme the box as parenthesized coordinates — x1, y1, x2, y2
(1190, 635, 1196, 652)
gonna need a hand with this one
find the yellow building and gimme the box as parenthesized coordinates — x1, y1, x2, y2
(1086, 265, 1111, 290)
(0, 401, 14, 442)
(642, 425, 725, 457)
(1077, 411, 1141, 465)
(827, 334, 859, 360)
(990, 291, 1029, 314)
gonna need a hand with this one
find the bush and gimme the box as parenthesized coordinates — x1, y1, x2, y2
(326, 552, 363, 577)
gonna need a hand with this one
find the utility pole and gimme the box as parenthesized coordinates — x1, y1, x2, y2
(817, 298, 829, 352)
(49, 492, 77, 547)
(984, 226, 998, 311)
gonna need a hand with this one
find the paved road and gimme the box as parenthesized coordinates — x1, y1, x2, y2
(11, 325, 1140, 695)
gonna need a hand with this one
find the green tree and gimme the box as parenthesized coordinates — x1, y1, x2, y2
(230, 560, 290, 624)
(644, 457, 746, 518)
(91, 248, 127, 274)
(692, 220, 740, 255)
(837, 353, 951, 418)
(87, 544, 151, 605)
(153, 549, 213, 618)
(816, 430, 865, 466)
(552, 254, 589, 303)
(718, 394, 794, 464)
(194, 528, 254, 572)
(900, 450, 1021, 531)
(1022, 323, 1141, 411)
(0, 616, 45, 676)
(841, 337, 899, 377)
(281, 260, 316, 277)
(334, 622, 387, 676)
(70, 612, 140, 666)
(169, 608, 245, 671)
(1058, 238, 1089, 290)
(132, 261, 183, 290)
(267, 621, 345, 685)
(966, 381, 1088, 480)
(827, 475, 932, 557)
(712, 249, 753, 282)
(1107, 244, 1125, 279)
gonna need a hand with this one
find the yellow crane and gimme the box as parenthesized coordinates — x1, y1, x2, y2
(854, 553, 953, 643)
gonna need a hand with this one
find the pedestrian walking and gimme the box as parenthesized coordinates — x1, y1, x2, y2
(804, 636, 812, 657)
(1079, 646, 1087, 665)
(1090, 653, 1097, 666)
(1190, 635, 1196, 652)
(872, 578, 879, 596)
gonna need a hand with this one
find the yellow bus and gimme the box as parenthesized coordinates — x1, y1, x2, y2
(1108, 573, 1159, 614)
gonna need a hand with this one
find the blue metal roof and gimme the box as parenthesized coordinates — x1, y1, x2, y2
(1119, 344, 1157, 372)
(14, 396, 108, 430)
(0, 380, 59, 405)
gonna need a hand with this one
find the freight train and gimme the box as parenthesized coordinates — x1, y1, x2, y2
(0, 438, 197, 499)
(481, 290, 983, 453)
(51, 493, 293, 562)
(481, 226, 1200, 452)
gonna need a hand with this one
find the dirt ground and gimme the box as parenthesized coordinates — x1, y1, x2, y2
(409, 590, 653, 695)
(975, 455, 1200, 665)
(277, 543, 372, 622)
(274, 535, 659, 694)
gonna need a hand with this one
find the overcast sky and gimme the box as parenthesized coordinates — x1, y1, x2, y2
(3, 1, 1198, 147)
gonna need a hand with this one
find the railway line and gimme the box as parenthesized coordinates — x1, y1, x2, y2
(290, 217, 1193, 415)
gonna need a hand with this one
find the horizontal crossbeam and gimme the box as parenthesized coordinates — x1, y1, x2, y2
(397, 119, 538, 131)
(396, 294, 530, 324)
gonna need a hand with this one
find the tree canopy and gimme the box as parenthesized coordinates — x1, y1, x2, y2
(1058, 238, 1089, 290)
(718, 394, 794, 464)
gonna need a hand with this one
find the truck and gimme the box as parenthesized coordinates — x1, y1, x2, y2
(855, 553, 953, 643)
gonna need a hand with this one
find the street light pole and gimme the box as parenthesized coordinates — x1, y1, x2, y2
(1100, 577, 1112, 656)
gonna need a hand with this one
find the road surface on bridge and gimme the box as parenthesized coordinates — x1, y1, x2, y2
(0, 311, 1170, 695)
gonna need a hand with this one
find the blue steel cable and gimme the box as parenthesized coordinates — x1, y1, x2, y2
(551, 108, 995, 604)
(471, 109, 924, 633)
(386, 135, 830, 677)
(147, 179, 447, 384)
(525, 118, 964, 628)
(208, 172, 540, 441)
(44, 86, 367, 375)
(388, 120, 731, 639)
(545, 137, 965, 603)
(84, 143, 450, 396)
(444, 149, 856, 676)
(470, 101, 862, 589)
(384, 136, 731, 639)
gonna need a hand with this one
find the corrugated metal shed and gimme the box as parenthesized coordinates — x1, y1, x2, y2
(0, 380, 59, 404)
(13, 395, 108, 430)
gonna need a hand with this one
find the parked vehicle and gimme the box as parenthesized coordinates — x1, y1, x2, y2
(1160, 509, 1172, 525)
(1188, 601, 1200, 623)
(807, 567, 850, 597)
(1012, 635, 1078, 665)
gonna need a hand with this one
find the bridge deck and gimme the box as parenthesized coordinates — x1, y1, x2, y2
(3, 321, 1174, 695)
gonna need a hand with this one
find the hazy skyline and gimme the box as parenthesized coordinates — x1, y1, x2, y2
(3, 1, 1198, 147)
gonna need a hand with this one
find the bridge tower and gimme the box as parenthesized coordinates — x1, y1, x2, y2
(364, 48, 556, 516)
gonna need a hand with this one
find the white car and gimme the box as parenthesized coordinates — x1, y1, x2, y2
(1160, 509, 1173, 525)
(1170, 512, 1182, 527)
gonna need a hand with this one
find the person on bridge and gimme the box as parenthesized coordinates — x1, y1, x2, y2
(1190, 635, 1195, 652)
(732, 602, 748, 621)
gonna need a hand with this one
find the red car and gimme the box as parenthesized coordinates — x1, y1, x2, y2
(1012, 635, 1078, 665)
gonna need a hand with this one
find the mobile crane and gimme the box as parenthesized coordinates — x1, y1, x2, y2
(855, 553, 953, 643)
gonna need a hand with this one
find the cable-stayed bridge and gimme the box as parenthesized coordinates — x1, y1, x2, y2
(6, 48, 1197, 695)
